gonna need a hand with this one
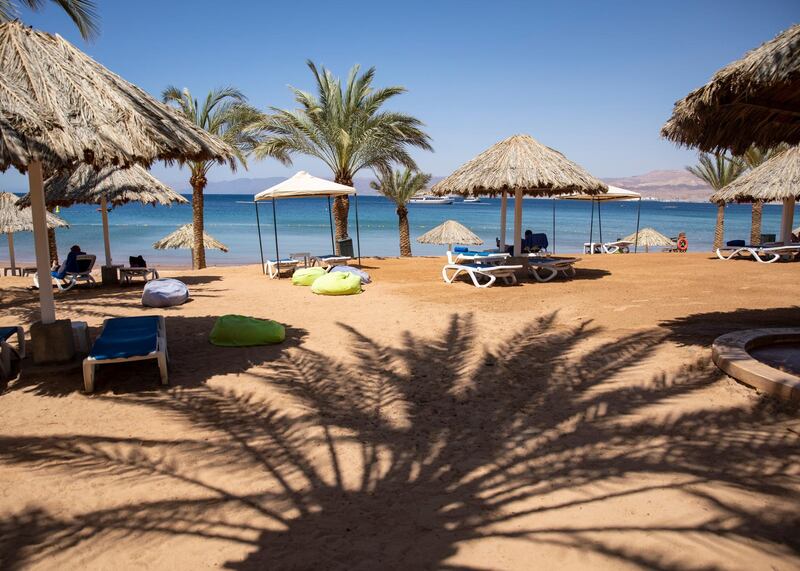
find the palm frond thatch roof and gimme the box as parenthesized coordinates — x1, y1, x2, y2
(430, 134, 607, 197)
(17, 165, 188, 208)
(621, 227, 674, 247)
(416, 220, 483, 246)
(0, 191, 67, 233)
(710, 146, 800, 204)
(0, 21, 235, 174)
(662, 24, 800, 154)
(152, 224, 228, 252)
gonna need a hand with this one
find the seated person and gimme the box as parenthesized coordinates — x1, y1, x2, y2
(52, 245, 85, 279)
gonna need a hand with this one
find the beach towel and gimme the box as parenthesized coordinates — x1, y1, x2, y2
(292, 267, 326, 286)
(209, 315, 285, 347)
(330, 265, 371, 284)
(310, 271, 362, 296)
(142, 279, 189, 308)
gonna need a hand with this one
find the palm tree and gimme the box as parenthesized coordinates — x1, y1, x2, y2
(741, 144, 788, 245)
(0, 0, 99, 39)
(251, 61, 432, 251)
(162, 87, 261, 269)
(686, 152, 746, 251)
(370, 168, 430, 257)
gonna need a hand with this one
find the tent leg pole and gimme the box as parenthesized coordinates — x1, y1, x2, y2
(513, 189, 523, 256)
(7, 232, 15, 273)
(255, 201, 265, 275)
(29, 161, 56, 324)
(100, 196, 112, 267)
(354, 192, 362, 267)
(634, 197, 642, 253)
(327, 195, 335, 254)
(272, 199, 280, 279)
(500, 190, 507, 250)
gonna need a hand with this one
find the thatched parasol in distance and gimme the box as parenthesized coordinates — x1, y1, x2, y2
(417, 220, 483, 252)
(622, 228, 674, 253)
(0, 192, 67, 274)
(19, 164, 188, 268)
(0, 21, 234, 325)
(153, 224, 228, 265)
(661, 24, 800, 155)
(431, 134, 606, 255)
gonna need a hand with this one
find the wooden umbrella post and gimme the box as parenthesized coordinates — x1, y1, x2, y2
(513, 189, 523, 256)
(7, 232, 15, 274)
(499, 190, 507, 250)
(28, 161, 56, 324)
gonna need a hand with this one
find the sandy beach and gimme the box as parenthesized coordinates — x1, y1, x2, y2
(0, 253, 798, 570)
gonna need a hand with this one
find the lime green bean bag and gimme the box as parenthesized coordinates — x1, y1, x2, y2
(209, 315, 285, 346)
(292, 267, 326, 286)
(310, 271, 362, 296)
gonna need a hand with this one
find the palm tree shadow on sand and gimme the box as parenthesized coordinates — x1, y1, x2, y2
(0, 314, 797, 570)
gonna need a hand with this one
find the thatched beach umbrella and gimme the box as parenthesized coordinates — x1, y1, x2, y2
(661, 24, 800, 155)
(0, 21, 233, 325)
(431, 134, 606, 255)
(153, 223, 228, 264)
(709, 146, 800, 243)
(0, 192, 67, 275)
(416, 220, 483, 252)
(622, 228, 674, 253)
(19, 164, 188, 268)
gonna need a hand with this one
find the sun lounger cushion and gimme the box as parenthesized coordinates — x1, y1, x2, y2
(141, 279, 189, 308)
(310, 271, 362, 296)
(292, 267, 326, 286)
(209, 315, 285, 347)
(90, 316, 160, 360)
(727, 240, 746, 247)
(0, 327, 16, 342)
(329, 265, 371, 284)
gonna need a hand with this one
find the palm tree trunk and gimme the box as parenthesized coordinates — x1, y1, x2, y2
(713, 203, 725, 251)
(190, 171, 207, 270)
(47, 206, 58, 266)
(750, 200, 763, 246)
(397, 206, 411, 256)
(332, 176, 352, 254)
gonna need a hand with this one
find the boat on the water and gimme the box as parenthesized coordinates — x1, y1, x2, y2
(409, 195, 454, 205)
(463, 196, 481, 204)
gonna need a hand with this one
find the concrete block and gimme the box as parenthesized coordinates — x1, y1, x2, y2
(101, 265, 119, 286)
(30, 319, 75, 365)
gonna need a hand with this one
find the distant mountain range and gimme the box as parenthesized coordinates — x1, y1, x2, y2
(192, 170, 712, 202)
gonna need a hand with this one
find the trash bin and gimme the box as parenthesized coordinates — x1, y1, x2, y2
(337, 237, 354, 258)
(760, 233, 776, 244)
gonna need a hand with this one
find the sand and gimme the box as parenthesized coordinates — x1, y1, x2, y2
(0, 253, 798, 570)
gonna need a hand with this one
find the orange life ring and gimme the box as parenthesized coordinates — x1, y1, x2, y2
(676, 236, 688, 252)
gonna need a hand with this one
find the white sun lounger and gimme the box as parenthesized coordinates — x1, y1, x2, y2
(311, 255, 351, 269)
(717, 243, 800, 264)
(442, 263, 523, 288)
(584, 241, 632, 254)
(33, 254, 97, 292)
(446, 250, 510, 265)
(527, 256, 580, 282)
(264, 258, 301, 279)
(0, 325, 25, 380)
(83, 316, 168, 393)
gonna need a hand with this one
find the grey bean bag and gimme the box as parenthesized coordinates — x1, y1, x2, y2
(142, 278, 189, 308)
(330, 265, 371, 284)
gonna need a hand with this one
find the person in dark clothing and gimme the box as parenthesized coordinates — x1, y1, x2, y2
(52, 245, 85, 279)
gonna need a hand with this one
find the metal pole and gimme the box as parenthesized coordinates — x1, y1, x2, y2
(254, 200, 265, 274)
(634, 197, 642, 253)
(551, 199, 556, 254)
(327, 195, 335, 254)
(354, 192, 362, 267)
(272, 199, 280, 279)
(598, 199, 603, 245)
(28, 161, 56, 324)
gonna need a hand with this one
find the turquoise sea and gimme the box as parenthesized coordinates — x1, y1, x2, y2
(2, 195, 797, 266)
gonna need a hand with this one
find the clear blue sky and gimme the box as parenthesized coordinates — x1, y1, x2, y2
(4, 0, 799, 191)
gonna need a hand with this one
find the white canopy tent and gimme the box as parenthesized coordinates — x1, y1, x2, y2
(253, 171, 362, 276)
(563, 186, 643, 252)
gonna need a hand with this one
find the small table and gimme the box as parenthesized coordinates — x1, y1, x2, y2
(119, 267, 159, 285)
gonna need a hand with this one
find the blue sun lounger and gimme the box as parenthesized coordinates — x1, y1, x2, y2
(82, 316, 168, 392)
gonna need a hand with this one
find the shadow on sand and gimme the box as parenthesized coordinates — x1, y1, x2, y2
(0, 314, 797, 569)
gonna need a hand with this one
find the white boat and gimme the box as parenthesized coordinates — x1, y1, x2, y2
(463, 196, 481, 204)
(409, 195, 453, 205)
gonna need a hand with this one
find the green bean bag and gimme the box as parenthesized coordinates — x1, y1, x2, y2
(292, 267, 326, 286)
(209, 315, 285, 347)
(310, 271, 362, 296)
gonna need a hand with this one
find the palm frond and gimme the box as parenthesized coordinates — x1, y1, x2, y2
(13, 0, 99, 40)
